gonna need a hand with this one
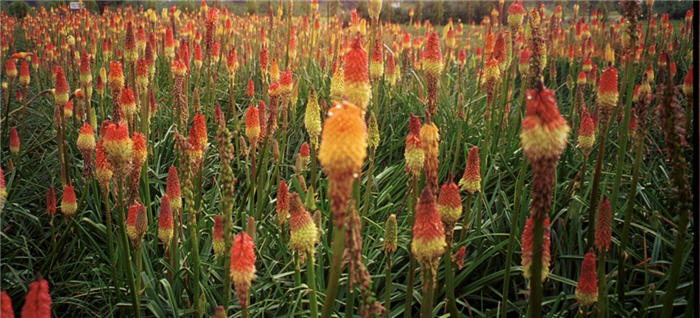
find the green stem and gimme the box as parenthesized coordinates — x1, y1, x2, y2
(307, 252, 319, 318)
(404, 177, 418, 318)
(320, 225, 346, 318)
(500, 160, 527, 317)
(459, 194, 474, 243)
(526, 213, 545, 318)
(586, 120, 611, 249)
(420, 267, 433, 318)
(117, 185, 142, 317)
(384, 254, 393, 318)
(597, 251, 607, 317)
(659, 198, 691, 318)
(444, 236, 459, 317)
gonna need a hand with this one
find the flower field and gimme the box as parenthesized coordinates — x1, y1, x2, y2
(0, 0, 695, 317)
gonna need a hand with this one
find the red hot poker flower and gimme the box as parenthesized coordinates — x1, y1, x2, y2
(46, 186, 57, 216)
(1, 290, 13, 318)
(21, 277, 51, 318)
(167, 166, 182, 211)
(595, 196, 612, 253)
(575, 251, 598, 306)
(158, 194, 173, 247)
(230, 232, 256, 309)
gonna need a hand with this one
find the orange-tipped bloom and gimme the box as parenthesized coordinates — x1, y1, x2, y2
(119, 87, 137, 119)
(1, 290, 13, 318)
(54, 66, 70, 106)
(95, 140, 113, 190)
(289, 193, 319, 262)
(578, 107, 595, 157)
(213, 214, 225, 256)
(124, 22, 137, 62)
(423, 32, 443, 78)
(683, 67, 693, 98)
(276, 180, 289, 225)
(5, 59, 17, 79)
(19, 60, 30, 86)
(595, 196, 612, 253)
(64, 101, 74, 120)
(9, 127, 19, 154)
(575, 252, 598, 306)
(369, 38, 384, 81)
(404, 114, 424, 177)
(508, 0, 526, 28)
(521, 216, 551, 281)
(126, 203, 148, 247)
(77, 122, 95, 153)
(520, 87, 570, 161)
(577, 71, 587, 85)
(597, 66, 619, 121)
(136, 59, 149, 89)
(454, 245, 467, 270)
(412, 187, 446, 269)
(518, 48, 530, 75)
(167, 166, 182, 211)
(46, 186, 57, 216)
(158, 194, 173, 246)
(172, 59, 187, 77)
(131, 132, 147, 171)
(279, 70, 293, 96)
(318, 101, 367, 224)
(344, 37, 371, 110)
(459, 146, 481, 194)
(297, 142, 310, 171)
(20, 277, 51, 318)
(61, 185, 77, 218)
(437, 181, 462, 225)
(230, 232, 256, 309)
(247, 79, 255, 97)
(483, 57, 501, 84)
(103, 122, 133, 176)
(190, 112, 208, 151)
(420, 123, 440, 190)
(108, 61, 125, 93)
(245, 105, 261, 146)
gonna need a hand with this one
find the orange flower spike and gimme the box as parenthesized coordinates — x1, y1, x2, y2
(245, 105, 261, 146)
(61, 184, 78, 219)
(164, 28, 175, 60)
(423, 31, 443, 78)
(136, 59, 149, 89)
(4, 59, 17, 79)
(1, 290, 13, 318)
(124, 21, 137, 62)
(519, 87, 570, 162)
(343, 37, 371, 110)
(9, 127, 20, 155)
(19, 60, 30, 86)
(213, 214, 225, 256)
(158, 194, 173, 247)
(518, 48, 530, 75)
(247, 78, 255, 98)
(108, 61, 125, 93)
(683, 67, 693, 98)
(126, 203, 148, 247)
(459, 146, 481, 194)
(597, 66, 619, 122)
(578, 107, 595, 157)
(20, 277, 51, 318)
(369, 37, 384, 81)
(575, 251, 598, 306)
(119, 86, 137, 119)
(454, 246, 467, 270)
(280, 70, 293, 96)
(521, 216, 552, 280)
(437, 181, 462, 225)
(103, 122, 133, 176)
(230, 232, 256, 309)
(595, 196, 612, 253)
(46, 186, 57, 216)
(54, 66, 70, 106)
(193, 43, 203, 70)
(77, 122, 96, 153)
(276, 180, 289, 225)
(404, 114, 424, 177)
(420, 122, 439, 190)
(289, 192, 319, 262)
(318, 101, 367, 224)
(411, 187, 446, 268)
(577, 70, 587, 85)
(508, 0, 526, 28)
(190, 112, 208, 151)
(166, 166, 182, 211)
(131, 132, 147, 170)
(95, 140, 113, 190)
(171, 59, 187, 77)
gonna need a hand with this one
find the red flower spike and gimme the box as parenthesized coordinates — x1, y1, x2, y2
(595, 196, 612, 253)
(21, 277, 51, 318)
(575, 251, 598, 306)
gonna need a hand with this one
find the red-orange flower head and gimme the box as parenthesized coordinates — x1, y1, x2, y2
(597, 66, 619, 121)
(257, 100, 267, 139)
(131, 132, 147, 171)
(595, 196, 612, 253)
(61, 184, 77, 218)
(521, 216, 551, 281)
(164, 28, 175, 60)
(245, 105, 261, 146)
(126, 203, 148, 247)
(54, 66, 70, 106)
(9, 126, 20, 154)
(438, 181, 462, 225)
(4, 59, 17, 79)
(318, 101, 367, 223)
(344, 37, 371, 110)
(20, 277, 51, 318)
(289, 192, 319, 262)
(103, 122, 133, 177)
(508, 0, 526, 28)
(459, 146, 481, 194)
(1, 290, 13, 318)
(108, 61, 124, 93)
(279, 70, 293, 96)
(77, 122, 95, 153)
(190, 112, 208, 151)
(125, 22, 137, 62)
(136, 59, 149, 89)
(423, 31, 443, 79)
(518, 48, 530, 75)
(119, 86, 137, 119)
(483, 57, 501, 84)
(412, 187, 446, 269)
(19, 60, 30, 86)
(230, 232, 256, 309)
(404, 114, 424, 177)
(575, 251, 598, 306)
(213, 214, 225, 256)
(520, 86, 570, 162)
(171, 59, 187, 77)
(247, 78, 255, 97)
(276, 180, 289, 225)
(577, 70, 587, 85)
(166, 166, 182, 211)
(683, 67, 693, 98)
(577, 107, 595, 156)
(370, 38, 384, 81)
(158, 194, 173, 246)
(421, 122, 440, 189)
